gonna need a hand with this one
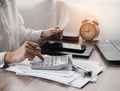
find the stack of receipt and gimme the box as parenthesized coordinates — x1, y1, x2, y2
(6, 58, 103, 88)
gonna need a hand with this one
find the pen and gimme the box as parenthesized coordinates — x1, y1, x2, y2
(72, 65, 92, 77)
(35, 47, 41, 50)
(35, 47, 44, 61)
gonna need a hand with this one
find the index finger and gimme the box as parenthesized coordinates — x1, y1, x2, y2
(36, 50, 44, 61)
(28, 42, 39, 48)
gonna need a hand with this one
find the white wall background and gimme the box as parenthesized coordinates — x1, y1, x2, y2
(63, 0, 120, 40)
(16, 0, 120, 40)
(16, 0, 57, 30)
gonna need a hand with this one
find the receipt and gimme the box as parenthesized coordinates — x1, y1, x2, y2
(58, 9, 69, 30)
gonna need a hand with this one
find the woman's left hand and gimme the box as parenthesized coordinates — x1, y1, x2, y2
(41, 27, 60, 38)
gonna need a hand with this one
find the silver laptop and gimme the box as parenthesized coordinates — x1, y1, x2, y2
(96, 40, 120, 61)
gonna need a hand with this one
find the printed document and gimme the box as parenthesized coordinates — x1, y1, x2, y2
(6, 58, 103, 88)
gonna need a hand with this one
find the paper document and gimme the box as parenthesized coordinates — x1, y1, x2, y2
(58, 9, 69, 30)
(6, 58, 103, 88)
(38, 9, 69, 46)
(7, 63, 80, 84)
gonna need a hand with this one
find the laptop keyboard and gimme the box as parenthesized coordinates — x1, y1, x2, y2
(111, 40, 120, 51)
(96, 40, 120, 61)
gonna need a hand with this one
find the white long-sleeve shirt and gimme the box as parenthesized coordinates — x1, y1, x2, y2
(0, 0, 43, 68)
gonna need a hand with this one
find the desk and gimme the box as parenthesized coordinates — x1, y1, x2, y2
(0, 48, 120, 91)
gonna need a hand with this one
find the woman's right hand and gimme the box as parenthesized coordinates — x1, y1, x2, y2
(5, 41, 44, 64)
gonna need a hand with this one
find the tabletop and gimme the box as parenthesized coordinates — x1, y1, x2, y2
(0, 47, 120, 91)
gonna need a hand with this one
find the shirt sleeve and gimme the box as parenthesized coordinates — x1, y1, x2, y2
(0, 52, 6, 68)
(17, 13, 44, 45)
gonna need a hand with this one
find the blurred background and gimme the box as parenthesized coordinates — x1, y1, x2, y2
(16, 0, 120, 40)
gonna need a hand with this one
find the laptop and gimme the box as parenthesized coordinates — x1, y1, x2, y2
(96, 40, 120, 62)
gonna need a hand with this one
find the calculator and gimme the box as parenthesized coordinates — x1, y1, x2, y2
(31, 55, 69, 70)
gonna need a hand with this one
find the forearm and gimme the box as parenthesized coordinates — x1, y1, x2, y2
(4, 52, 16, 64)
(19, 26, 43, 45)
(3, 41, 44, 66)
(17, 13, 43, 45)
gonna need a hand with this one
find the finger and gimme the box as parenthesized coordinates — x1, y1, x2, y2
(55, 26, 59, 29)
(55, 26, 61, 31)
(25, 48, 36, 59)
(27, 42, 43, 54)
(26, 43, 37, 52)
(56, 29, 60, 32)
(26, 44, 43, 60)
(50, 29, 60, 35)
(26, 47, 44, 61)
(28, 58, 33, 61)
(27, 41, 39, 48)
(53, 27, 60, 32)
(36, 50, 44, 61)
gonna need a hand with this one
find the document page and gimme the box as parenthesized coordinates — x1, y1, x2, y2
(6, 58, 103, 88)
(58, 9, 69, 30)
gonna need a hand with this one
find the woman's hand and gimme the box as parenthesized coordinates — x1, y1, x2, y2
(5, 41, 44, 64)
(41, 27, 63, 41)
(41, 27, 61, 38)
